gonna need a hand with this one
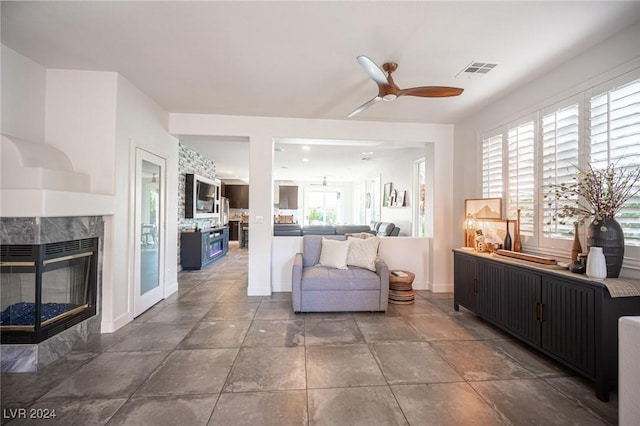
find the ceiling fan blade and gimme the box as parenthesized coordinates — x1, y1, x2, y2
(357, 56, 388, 85)
(348, 96, 382, 118)
(398, 86, 464, 98)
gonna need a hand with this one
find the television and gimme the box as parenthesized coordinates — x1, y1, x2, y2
(185, 173, 220, 218)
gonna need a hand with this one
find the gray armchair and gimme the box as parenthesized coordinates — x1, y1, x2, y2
(292, 235, 389, 313)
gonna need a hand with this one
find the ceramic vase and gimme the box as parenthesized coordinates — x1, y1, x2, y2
(586, 246, 607, 280)
(503, 219, 512, 251)
(513, 209, 522, 252)
(571, 222, 582, 261)
(586, 217, 624, 278)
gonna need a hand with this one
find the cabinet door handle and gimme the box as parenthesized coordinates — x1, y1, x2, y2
(534, 302, 544, 322)
(473, 278, 478, 293)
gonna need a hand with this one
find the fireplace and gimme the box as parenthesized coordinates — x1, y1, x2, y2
(1, 238, 98, 344)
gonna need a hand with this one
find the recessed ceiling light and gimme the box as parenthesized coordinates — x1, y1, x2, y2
(456, 61, 497, 79)
(361, 151, 374, 155)
(302, 146, 310, 151)
(302, 158, 309, 162)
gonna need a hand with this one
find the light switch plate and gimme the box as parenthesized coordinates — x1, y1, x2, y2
(255, 215, 264, 224)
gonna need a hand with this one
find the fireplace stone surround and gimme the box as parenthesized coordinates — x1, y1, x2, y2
(0, 216, 103, 372)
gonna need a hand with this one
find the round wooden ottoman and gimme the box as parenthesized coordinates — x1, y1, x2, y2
(388, 270, 415, 304)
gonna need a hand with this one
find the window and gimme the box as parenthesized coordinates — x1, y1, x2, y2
(305, 189, 341, 226)
(589, 78, 640, 244)
(480, 73, 640, 252)
(541, 104, 580, 239)
(507, 121, 535, 236)
(482, 134, 503, 199)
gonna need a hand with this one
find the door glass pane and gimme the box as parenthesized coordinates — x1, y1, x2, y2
(141, 160, 160, 295)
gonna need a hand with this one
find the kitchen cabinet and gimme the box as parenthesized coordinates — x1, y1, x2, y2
(453, 249, 640, 402)
(278, 185, 298, 209)
(228, 220, 240, 241)
(225, 185, 249, 209)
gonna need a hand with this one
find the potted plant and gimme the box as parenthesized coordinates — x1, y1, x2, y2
(546, 162, 640, 277)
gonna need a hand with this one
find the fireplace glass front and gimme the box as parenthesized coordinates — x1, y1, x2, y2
(0, 238, 98, 344)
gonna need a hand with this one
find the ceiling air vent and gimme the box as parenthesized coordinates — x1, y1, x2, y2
(456, 61, 497, 79)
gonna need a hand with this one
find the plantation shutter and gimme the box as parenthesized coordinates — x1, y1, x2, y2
(542, 104, 580, 238)
(507, 121, 535, 236)
(482, 134, 503, 199)
(589, 78, 640, 244)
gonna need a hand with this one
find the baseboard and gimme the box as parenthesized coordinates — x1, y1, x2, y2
(412, 280, 429, 290)
(430, 282, 453, 293)
(101, 312, 132, 333)
(166, 281, 178, 297)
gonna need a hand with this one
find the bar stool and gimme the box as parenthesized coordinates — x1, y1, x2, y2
(240, 215, 249, 248)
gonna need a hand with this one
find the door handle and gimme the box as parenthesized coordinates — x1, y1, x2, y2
(534, 302, 544, 322)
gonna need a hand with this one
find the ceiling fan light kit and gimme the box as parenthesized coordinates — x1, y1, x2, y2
(348, 55, 464, 118)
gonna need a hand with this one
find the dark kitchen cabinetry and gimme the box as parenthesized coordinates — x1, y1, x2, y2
(278, 185, 298, 209)
(224, 185, 249, 209)
(453, 249, 640, 402)
(181, 227, 228, 270)
(228, 220, 240, 241)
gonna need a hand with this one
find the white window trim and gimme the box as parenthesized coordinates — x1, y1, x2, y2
(478, 69, 640, 273)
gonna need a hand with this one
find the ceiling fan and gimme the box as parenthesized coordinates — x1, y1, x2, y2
(310, 176, 328, 186)
(348, 55, 464, 118)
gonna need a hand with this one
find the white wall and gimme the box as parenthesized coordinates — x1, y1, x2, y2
(114, 75, 179, 328)
(45, 70, 118, 195)
(377, 147, 424, 235)
(0, 45, 46, 142)
(453, 22, 640, 276)
(169, 114, 456, 293)
(0, 47, 179, 333)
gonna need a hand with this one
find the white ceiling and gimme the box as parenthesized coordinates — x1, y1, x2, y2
(3, 1, 639, 181)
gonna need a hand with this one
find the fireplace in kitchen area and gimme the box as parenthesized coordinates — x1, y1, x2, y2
(1, 238, 98, 344)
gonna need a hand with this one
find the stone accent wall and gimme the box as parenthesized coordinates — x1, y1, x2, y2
(177, 143, 217, 267)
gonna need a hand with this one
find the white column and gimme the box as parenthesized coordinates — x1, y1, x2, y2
(247, 134, 274, 296)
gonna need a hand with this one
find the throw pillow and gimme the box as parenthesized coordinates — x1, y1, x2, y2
(318, 238, 349, 269)
(347, 236, 380, 271)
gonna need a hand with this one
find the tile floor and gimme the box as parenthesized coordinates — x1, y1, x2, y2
(1, 243, 619, 425)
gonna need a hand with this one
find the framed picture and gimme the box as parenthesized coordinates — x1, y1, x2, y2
(464, 198, 502, 220)
(464, 218, 515, 250)
(383, 182, 393, 207)
(395, 190, 405, 207)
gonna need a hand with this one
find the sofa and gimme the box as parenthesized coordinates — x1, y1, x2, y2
(274, 223, 399, 237)
(370, 221, 400, 236)
(291, 235, 389, 312)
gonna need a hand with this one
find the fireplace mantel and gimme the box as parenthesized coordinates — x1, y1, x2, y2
(0, 189, 114, 218)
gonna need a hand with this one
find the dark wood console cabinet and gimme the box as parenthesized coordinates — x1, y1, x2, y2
(453, 249, 640, 402)
(181, 227, 229, 270)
